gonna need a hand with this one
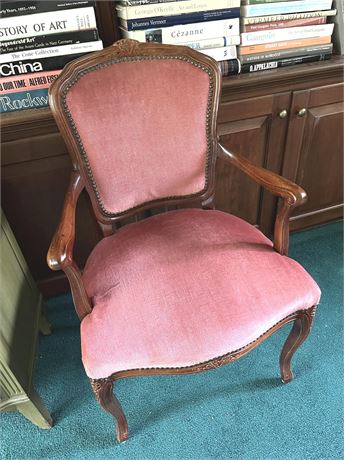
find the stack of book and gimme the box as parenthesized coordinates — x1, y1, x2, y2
(239, 0, 336, 73)
(117, 0, 242, 76)
(0, 1, 103, 113)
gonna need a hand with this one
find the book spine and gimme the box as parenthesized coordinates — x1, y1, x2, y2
(116, 0, 240, 20)
(0, 88, 49, 113)
(120, 18, 240, 42)
(242, 0, 333, 18)
(0, 7, 97, 40)
(199, 45, 237, 61)
(239, 43, 333, 63)
(241, 24, 334, 46)
(241, 9, 337, 24)
(120, 8, 240, 31)
(0, 53, 85, 77)
(218, 58, 240, 76)
(1, 29, 99, 54)
(241, 0, 299, 4)
(119, 0, 190, 4)
(242, 17, 327, 32)
(239, 36, 331, 55)
(180, 35, 239, 49)
(0, 40, 103, 64)
(0, 70, 61, 93)
(0, 1, 96, 18)
(240, 53, 331, 73)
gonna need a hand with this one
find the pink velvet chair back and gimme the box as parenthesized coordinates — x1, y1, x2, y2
(49, 40, 221, 222)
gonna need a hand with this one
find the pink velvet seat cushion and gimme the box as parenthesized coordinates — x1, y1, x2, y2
(81, 209, 321, 379)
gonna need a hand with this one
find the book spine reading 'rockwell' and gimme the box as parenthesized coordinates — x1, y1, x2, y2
(0, 88, 49, 112)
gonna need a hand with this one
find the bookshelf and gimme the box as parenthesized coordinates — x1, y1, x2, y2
(1, 1, 343, 296)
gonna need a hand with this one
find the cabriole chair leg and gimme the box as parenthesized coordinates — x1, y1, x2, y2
(90, 378, 128, 443)
(280, 306, 317, 384)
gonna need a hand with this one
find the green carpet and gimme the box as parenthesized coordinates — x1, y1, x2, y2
(1, 221, 343, 460)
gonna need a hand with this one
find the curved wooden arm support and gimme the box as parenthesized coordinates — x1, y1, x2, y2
(218, 143, 307, 255)
(47, 170, 92, 320)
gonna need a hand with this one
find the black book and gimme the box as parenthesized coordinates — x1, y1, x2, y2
(218, 58, 240, 77)
(0, 1, 96, 18)
(240, 53, 332, 74)
(0, 53, 85, 77)
(1, 29, 99, 54)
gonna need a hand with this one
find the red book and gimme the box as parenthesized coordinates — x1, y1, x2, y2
(0, 70, 61, 93)
(243, 17, 327, 33)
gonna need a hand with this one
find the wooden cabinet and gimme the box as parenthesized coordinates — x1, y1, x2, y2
(283, 83, 344, 230)
(215, 57, 344, 236)
(1, 52, 343, 296)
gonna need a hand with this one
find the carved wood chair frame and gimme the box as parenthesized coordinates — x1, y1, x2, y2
(47, 39, 317, 443)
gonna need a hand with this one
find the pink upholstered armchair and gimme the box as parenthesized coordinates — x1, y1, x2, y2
(47, 39, 321, 443)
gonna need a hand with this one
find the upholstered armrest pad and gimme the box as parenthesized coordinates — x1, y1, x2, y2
(47, 171, 84, 271)
(218, 143, 307, 206)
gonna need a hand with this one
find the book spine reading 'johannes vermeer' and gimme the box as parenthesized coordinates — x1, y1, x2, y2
(120, 7, 240, 31)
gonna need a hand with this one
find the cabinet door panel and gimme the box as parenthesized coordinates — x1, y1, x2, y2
(283, 84, 344, 230)
(216, 93, 290, 235)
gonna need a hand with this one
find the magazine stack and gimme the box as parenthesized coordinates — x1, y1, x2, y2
(117, 0, 242, 76)
(0, 1, 103, 113)
(239, 0, 336, 73)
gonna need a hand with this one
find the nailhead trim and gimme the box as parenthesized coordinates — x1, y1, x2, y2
(60, 55, 216, 218)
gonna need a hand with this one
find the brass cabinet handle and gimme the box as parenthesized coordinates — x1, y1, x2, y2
(297, 108, 307, 117)
(278, 109, 288, 119)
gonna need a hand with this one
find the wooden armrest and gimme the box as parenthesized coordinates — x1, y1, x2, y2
(47, 170, 84, 271)
(218, 143, 307, 256)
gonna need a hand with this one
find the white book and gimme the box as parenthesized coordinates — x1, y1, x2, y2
(120, 18, 240, 43)
(0, 40, 103, 64)
(181, 35, 240, 50)
(242, 0, 333, 18)
(199, 45, 237, 61)
(241, 23, 335, 45)
(116, 0, 240, 20)
(0, 7, 97, 41)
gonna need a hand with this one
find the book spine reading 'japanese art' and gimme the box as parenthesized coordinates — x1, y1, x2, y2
(0, 70, 61, 93)
(116, 0, 240, 20)
(0, 1, 96, 18)
(120, 8, 240, 31)
(120, 17, 240, 43)
(240, 52, 331, 73)
(0, 88, 49, 113)
(1, 28, 99, 54)
(0, 53, 84, 77)
(0, 7, 97, 40)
